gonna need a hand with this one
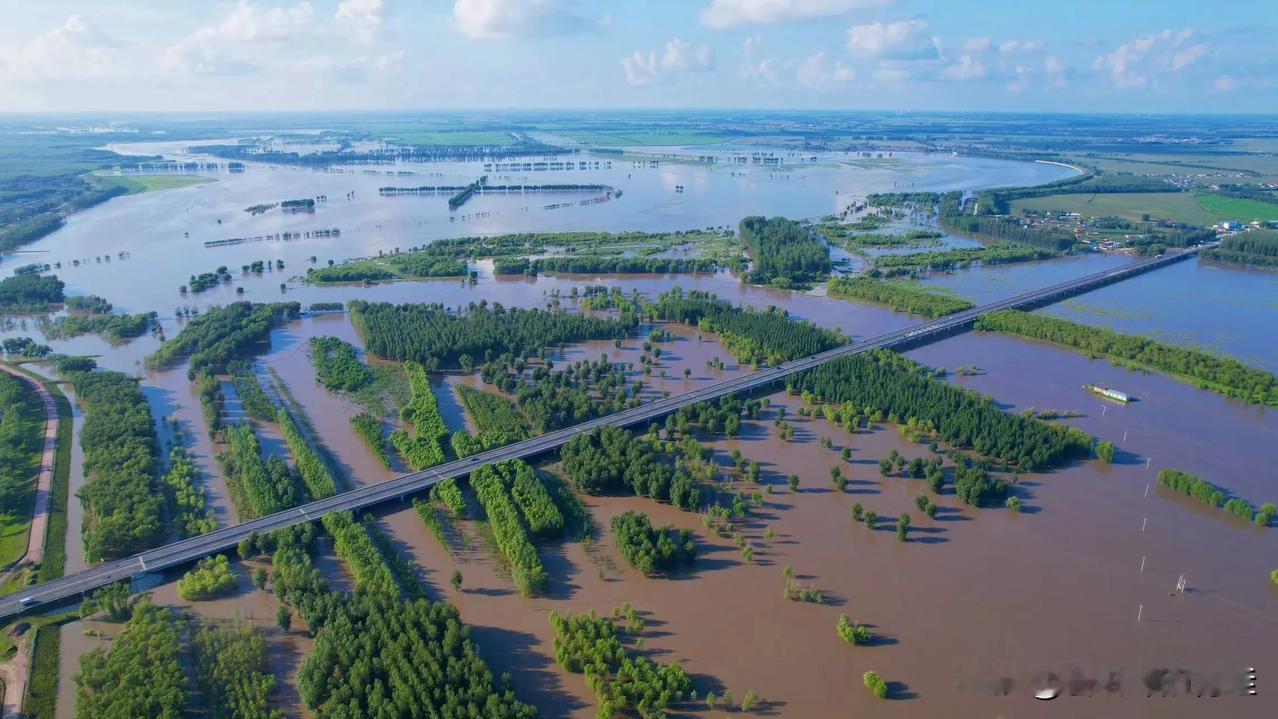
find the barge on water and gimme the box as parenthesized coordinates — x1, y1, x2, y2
(1084, 384, 1132, 403)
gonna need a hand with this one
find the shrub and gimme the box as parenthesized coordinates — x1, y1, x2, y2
(863, 671, 888, 699)
(177, 555, 238, 601)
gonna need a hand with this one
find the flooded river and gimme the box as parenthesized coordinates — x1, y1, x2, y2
(11, 142, 1276, 718)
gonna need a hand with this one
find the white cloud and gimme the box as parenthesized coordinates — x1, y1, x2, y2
(161, 1, 315, 75)
(453, 0, 594, 39)
(621, 38, 713, 86)
(740, 36, 780, 85)
(871, 66, 909, 84)
(794, 51, 854, 89)
(335, 0, 383, 44)
(941, 53, 986, 81)
(1092, 29, 1208, 89)
(1005, 63, 1032, 93)
(700, 0, 891, 29)
(0, 14, 119, 80)
(1214, 74, 1235, 92)
(297, 49, 402, 80)
(998, 38, 1044, 55)
(1044, 55, 1066, 88)
(962, 37, 991, 55)
(846, 19, 937, 60)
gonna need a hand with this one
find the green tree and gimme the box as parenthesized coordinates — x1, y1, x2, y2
(276, 605, 292, 631)
(896, 513, 910, 542)
(788, 474, 799, 492)
(1096, 440, 1115, 464)
(451, 569, 464, 591)
(863, 671, 888, 699)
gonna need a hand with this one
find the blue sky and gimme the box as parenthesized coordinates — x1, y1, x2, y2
(1, 0, 1274, 113)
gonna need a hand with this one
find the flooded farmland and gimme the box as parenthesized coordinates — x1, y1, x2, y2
(8, 141, 1275, 719)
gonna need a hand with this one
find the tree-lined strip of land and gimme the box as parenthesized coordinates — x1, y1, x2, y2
(349, 300, 634, 370)
(1201, 230, 1278, 268)
(975, 310, 1278, 406)
(147, 302, 300, 378)
(739, 215, 831, 288)
(67, 371, 162, 562)
(788, 350, 1093, 470)
(827, 277, 974, 318)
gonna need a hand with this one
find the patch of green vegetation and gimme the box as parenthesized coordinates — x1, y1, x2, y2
(1195, 194, 1278, 222)
(1010, 192, 1227, 226)
(560, 130, 736, 146)
(86, 173, 212, 195)
(0, 369, 46, 570)
(827, 276, 974, 318)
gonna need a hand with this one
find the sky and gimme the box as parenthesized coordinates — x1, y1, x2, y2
(0, 0, 1275, 114)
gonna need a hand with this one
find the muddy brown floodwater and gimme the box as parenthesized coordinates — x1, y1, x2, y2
(29, 282, 1278, 719)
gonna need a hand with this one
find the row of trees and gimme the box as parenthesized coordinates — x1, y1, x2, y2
(494, 255, 721, 276)
(1156, 468, 1275, 526)
(276, 407, 399, 594)
(309, 336, 373, 391)
(147, 301, 301, 378)
(1203, 230, 1278, 268)
(788, 350, 1093, 470)
(827, 276, 974, 318)
(872, 243, 1057, 276)
(644, 288, 843, 366)
(70, 370, 164, 562)
(220, 423, 301, 519)
(349, 299, 634, 369)
(975, 310, 1278, 407)
(0, 273, 64, 310)
(350, 411, 389, 467)
(739, 215, 831, 287)
(457, 384, 529, 439)
(160, 445, 216, 538)
(470, 462, 550, 595)
(0, 371, 41, 519)
(39, 311, 154, 341)
(390, 361, 447, 470)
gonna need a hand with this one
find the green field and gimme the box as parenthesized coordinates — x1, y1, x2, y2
(87, 173, 213, 195)
(559, 130, 737, 147)
(388, 130, 518, 147)
(1011, 192, 1227, 227)
(1195, 194, 1278, 222)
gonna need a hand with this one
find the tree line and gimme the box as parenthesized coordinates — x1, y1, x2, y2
(470, 461, 550, 596)
(788, 350, 1093, 470)
(309, 336, 373, 392)
(147, 302, 300, 378)
(69, 370, 164, 562)
(0, 273, 64, 310)
(738, 215, 831, 287)
(390, 361, 447, 470)
(1202, 230, 1278, 268)
(0, 371, 42, 519)
(827, 276, 974, 318)
(494, 255, 720, 276)
(644, 288, 842, 366)
(350, 299, 634, 370)
(975, 310, 1278, 407)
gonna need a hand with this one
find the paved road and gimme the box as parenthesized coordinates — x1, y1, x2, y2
(0, 364, 60, 719)
(0, 245, 1204, 621)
